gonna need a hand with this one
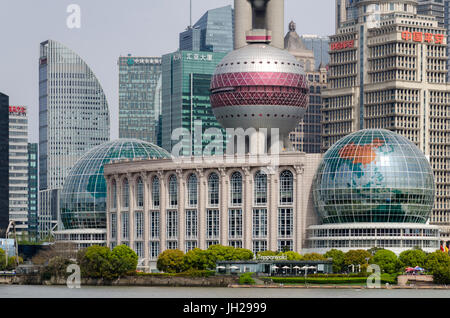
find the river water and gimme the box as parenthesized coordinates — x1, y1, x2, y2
(1, 285, 449, 298)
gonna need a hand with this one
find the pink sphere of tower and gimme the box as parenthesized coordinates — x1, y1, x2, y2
(210, 43, 309, 138)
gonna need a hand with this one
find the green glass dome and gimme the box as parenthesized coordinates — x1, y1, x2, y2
(313, 129, 435, 224)
(61, 139, 171, 229)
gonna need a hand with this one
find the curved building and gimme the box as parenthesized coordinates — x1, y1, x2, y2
(57, 140, 170, 249)
(307, 129, 440, 254)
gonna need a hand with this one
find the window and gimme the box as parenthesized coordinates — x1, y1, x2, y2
(229, 240, 242, 248)
(253, 240, 267, 254)
(168, 175, 178, 208)
(134, 242, 143, 259)
(152, 176, 160, 208)
(278, 240, 293, 252)
(278, 208, 293, 238)
(110, 213, 117, 239)
(254, 171, 267, 205)
(122, 179, 129, 208)
(187, 174, 198, 207)
(253, 208, 267, 238)
(111, 180, 117, 209)
(150, 241, 160, 259)
(150, 211, 160, 239)
(167, 210, 178, 239)
(136, 177, 144, 208)
(230, 172, 242, 206)
(167, 241, 178, 250)
(280, 171, 293, 205)
(228, 209, 242, 239)
(185, 210, 198, 239)
(207, 209, 220, 239)
(135, 211, 144, 240)
(121, 212, 129, 240)
(208, 173, 220, 206)
(185, 241, 198, 252)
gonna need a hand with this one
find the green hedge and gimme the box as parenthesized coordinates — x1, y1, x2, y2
(264, 275, 396, 285)
(136, 269, 215, 278)
(239, 273, 255, 285)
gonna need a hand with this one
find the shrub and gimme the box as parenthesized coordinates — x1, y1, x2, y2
(302, 253, 326, 261)
(370, 249, 399, 274)
(77, 245, 114, 279)
(239, 272, 255, 285)
(110, 245, 138, 276)
(398, 249, 427, 269)
(41, 256, 74, 280)
(425, 251, 450, 274)
(432, 265, 450, 285)
(344, 250, 372, 267)
(324, 249, 345, 273)
(157, 249, 186, 273)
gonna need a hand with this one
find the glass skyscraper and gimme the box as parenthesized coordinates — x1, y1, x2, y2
(118, 56, 162, 144)
(299, 35, 330, 69)
(161, 51, 227, 155)
(0, 93, 9, 237)
(28, 143, 38, 239)
(39, 40, 110, 237)
(179, 5, 234, 53)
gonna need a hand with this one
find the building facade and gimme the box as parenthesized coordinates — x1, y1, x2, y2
(418, 0, 445, 27)
(0, 93, 9, 237)
(161, 51, 227, 155)
(179, 5, 234, 53)
(118, 56, 162, 144)
(9, 106, 28, 235)
(27, 143, 38, 239)
(299, 35, 331, 70)
(285, 21, 328, 154)
(39, 40, 110, 236)
(322, 0, 450, 239)
(104, 153, 321, 269)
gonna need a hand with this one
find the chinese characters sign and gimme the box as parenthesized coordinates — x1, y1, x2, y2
(330, 40, 355, 51)
(401, 31, 445, 44)
(173, 53, 214, 62)
(9, 106, 26, 114)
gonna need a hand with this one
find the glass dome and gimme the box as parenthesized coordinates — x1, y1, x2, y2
(60, 139, 171, 230)
(313, 129, 435, 224)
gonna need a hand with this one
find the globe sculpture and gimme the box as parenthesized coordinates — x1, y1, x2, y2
(60, 139, 171, 230)
(210, 43, 309, 141)
(312, 129, 435, 224)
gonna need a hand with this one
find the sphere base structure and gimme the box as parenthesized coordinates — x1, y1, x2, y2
(304, 223, 440, 255)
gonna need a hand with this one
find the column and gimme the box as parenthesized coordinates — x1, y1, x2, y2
(128, 173, 135, 250)
(143, 172, 151, 269)
(105, 176, 112, 247)
(219, 168, 228, 246)
(197, 168, 206, 250)
(294, 165, 304, 252)
(269, 169, 278, 252)
(177, 169, 185, 252)
(243, 167, 252, 250)
(158, 171, 167, 252)
(116, 175, 123, 246)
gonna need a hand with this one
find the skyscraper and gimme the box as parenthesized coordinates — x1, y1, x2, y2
(9, 105, 28, 235)
(118, 56, 162, 144)
(418, 0, 445, 27)
(180, 5, 234, 53)
(446, 0, 450, 81)
(28, 143, 38, 240)
(39, 40, 110, 236)
(161, 51, 227, 155)
(299, 35, 330, 70)
(0, 93, 9, 237)
(323, 0, 450, 240)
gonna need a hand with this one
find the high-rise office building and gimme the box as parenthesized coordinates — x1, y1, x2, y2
(118, 56, 162, 144)
(323, 0, 450, 240)
(446, 0, 450, 81)
(0, 93, 9, 237)
(161, 51, 227, 155)
(9, 105, 28, 235)
(27, 143, 38, 240)
(418, 0, 445, 27)
(285, 21, 328, 154)
(299, 35, 330, 70)
(180, 5, 234, 53)
(39, 40, 110, 237)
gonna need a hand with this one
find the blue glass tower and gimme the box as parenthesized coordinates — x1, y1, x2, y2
(0, 93, 9, 237)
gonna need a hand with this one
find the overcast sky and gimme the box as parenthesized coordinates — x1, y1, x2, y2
(0, 0, 334, 143)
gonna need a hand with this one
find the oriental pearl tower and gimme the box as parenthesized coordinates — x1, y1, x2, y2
(210, 0, 309, 153)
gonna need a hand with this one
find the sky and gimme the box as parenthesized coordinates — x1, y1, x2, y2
(0, 0, 335, 143)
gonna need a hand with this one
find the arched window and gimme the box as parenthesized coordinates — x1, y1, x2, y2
(122, 179, 129, 208)
(208, 173, 220, 206)
(254, 171, 267, 206)
(280, 170, 293, 205)
(230, 171, 242, 206)
(187, 174, 198, 207)
(168, 175, 178, 207)
(152, 176, 160, 208)
(111, 180, 117, 209)
(136, 177, 144, 208)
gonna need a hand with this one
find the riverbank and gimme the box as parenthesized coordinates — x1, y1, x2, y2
(230, 284, 450, 289)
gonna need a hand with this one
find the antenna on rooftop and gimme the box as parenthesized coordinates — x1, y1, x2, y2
(190, 0, 193, 28)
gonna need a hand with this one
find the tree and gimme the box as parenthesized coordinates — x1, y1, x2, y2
(232, 248, 254, 261)
(43, 256, 74, 278)
(110, 245, 138, 276)
(432, 265, 450, 285)
(302, 253, 326, 261)
(344, 250, 372, 268)
(206, 245, 253, 262)
(370, 249, 398, 274)
(184, 248, 214, 270)
(157, 249, 186, 273)
(398, 249, 427, 269)
(281, 251, 303, 260)
(425, 251, 450, 274)
(256, 250, 279, 257)
(367, 247, 385, 256)
(77, 245, 114, 279)
(324, 249, 345, 273)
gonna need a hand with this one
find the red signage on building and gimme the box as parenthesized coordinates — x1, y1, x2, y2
(9, 106, 26, 114)
(401, 31, 445, 44)
(330, 40, 355, 51)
